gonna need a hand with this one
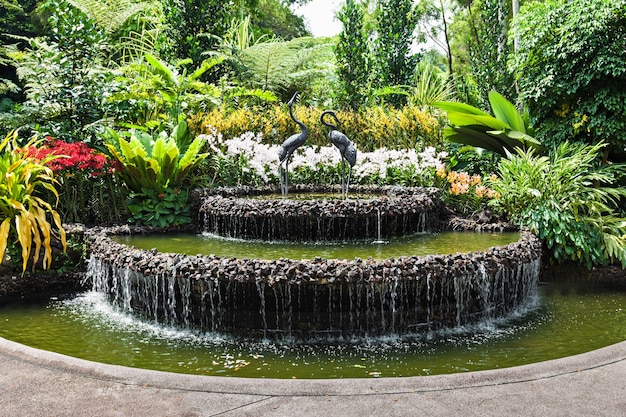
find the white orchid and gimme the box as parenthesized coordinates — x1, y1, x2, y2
(206, 129, 447, 185)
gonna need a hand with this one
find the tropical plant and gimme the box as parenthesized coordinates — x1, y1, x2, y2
(409, 63, 454, 109)
(0, 131, 66, 272)
(105, 121, 207, 227)
(127, 187, 190, 228)
(434, 91, 542, 157)
(235, 36, 336, 104)
(510, 0, 626, 157)
(26, 138, 127, 224)
(109, 53, 225, 130)
(64, 0, 159, 34)
(487, 141, 626, 268)
(105, 121, 207, 194)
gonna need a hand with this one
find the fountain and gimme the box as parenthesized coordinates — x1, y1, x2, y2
(85, 184, 542, 340)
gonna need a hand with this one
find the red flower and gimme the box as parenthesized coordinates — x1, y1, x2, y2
(27, 138, 115, 176)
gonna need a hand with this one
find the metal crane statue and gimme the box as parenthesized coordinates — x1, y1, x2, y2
(278, 92, 308, 196)
(320, 110, 357, 196)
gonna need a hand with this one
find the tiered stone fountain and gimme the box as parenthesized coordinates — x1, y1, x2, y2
(86, 185, 542, 339)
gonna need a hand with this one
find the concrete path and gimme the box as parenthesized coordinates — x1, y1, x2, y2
(0, 337, 625, 416)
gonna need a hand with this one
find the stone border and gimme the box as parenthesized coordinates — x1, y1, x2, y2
(87, 227, 540, 287)
(193, 185, 449, 241)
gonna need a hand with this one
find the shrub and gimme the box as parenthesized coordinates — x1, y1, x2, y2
(189, 104, 441, 152)
(0, 131, 66, 272)
(26, 138, 127, 224)
(487, 142, 626, 268)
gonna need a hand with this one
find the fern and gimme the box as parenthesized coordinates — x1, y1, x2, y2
(65, 0, 159, 33)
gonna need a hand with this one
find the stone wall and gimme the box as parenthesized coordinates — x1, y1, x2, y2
(86, 221, 542, 338)
(193, 185, 450, 241)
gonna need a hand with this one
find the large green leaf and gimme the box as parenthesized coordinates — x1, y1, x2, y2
(488, 91, 527, 133)
(433, 101, 491, 116)
(445, 126, 505, 154)
(446, 113, 509, 131)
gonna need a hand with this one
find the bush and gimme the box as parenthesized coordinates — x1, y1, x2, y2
(26, 138, 127, 224)
(189, 104, 441, 152)
(0, 131, 66, 272)
(487, 141, 626, 268)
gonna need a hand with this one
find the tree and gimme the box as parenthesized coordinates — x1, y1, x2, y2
(159, 0, 232, 75)
(467, 0, 516, 107)
(248, 0, 309, 40)
(335, 0, 370, 110)
(510, 0, 626, 158)
(372, 0, 421, 106)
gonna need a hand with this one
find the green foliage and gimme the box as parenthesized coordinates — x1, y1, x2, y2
(235, 36, 336, 105)
(372, 0, 421, 107)
(0, 131, 66, 272)
(4, 0, 111, 144)
(190, 104, 441, 152)
(159, 0, 232, 79)
(0, 0, 38, 43)
(510, 0, 626, 154)
(64, 0, 159, 33)
(246, 0, 309, 40)
(105, 121, 208, 194)
(446, 144, 500, 177)
(108, 53, 224, 129)
(435, 91, 542, 156)
(205, 154, 265, 187)
(466, 0, 517, 107)
(335, 0, 370, 110)
(488, 141, 626, 268)
(409, 63, 454, 109)
(127, 187, 190, 228)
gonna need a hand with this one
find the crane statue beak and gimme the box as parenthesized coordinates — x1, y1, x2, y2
(288, 92, 300, 106)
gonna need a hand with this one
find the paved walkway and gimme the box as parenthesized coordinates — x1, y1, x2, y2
(0, 337, 625, 416)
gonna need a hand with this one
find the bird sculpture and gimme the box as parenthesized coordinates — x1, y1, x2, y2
(278, 92, 308, 196)
(320, 110, 357, 196)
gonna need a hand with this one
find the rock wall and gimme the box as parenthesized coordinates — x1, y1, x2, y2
(86, 224, 542, 338)
(193, 185, 449, 241)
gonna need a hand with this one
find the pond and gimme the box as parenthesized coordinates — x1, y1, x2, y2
(0, 279, 624, 379)
(114, 231, 521, 260)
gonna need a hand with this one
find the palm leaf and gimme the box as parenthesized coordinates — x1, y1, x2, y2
(489, 91, 527, 133)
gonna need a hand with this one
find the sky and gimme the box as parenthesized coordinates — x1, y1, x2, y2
(293, 0, 344, 38)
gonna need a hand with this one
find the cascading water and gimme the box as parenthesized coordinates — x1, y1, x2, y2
(85, 186, 542, 340)
(86, 239, 541, 338)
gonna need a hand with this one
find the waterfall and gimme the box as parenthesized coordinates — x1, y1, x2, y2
(86, 230, 541, 339)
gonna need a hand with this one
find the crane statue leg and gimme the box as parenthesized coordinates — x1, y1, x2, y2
(340, 158, 346, 197)
(346, 164, 352, 196)
(280, 158, 291, 197)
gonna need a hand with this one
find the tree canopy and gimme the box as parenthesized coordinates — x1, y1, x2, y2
(510, 0, 626, 157)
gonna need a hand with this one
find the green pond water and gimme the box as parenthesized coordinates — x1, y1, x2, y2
(1, 280, 625, 379)
(114, 231, 521, 260)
